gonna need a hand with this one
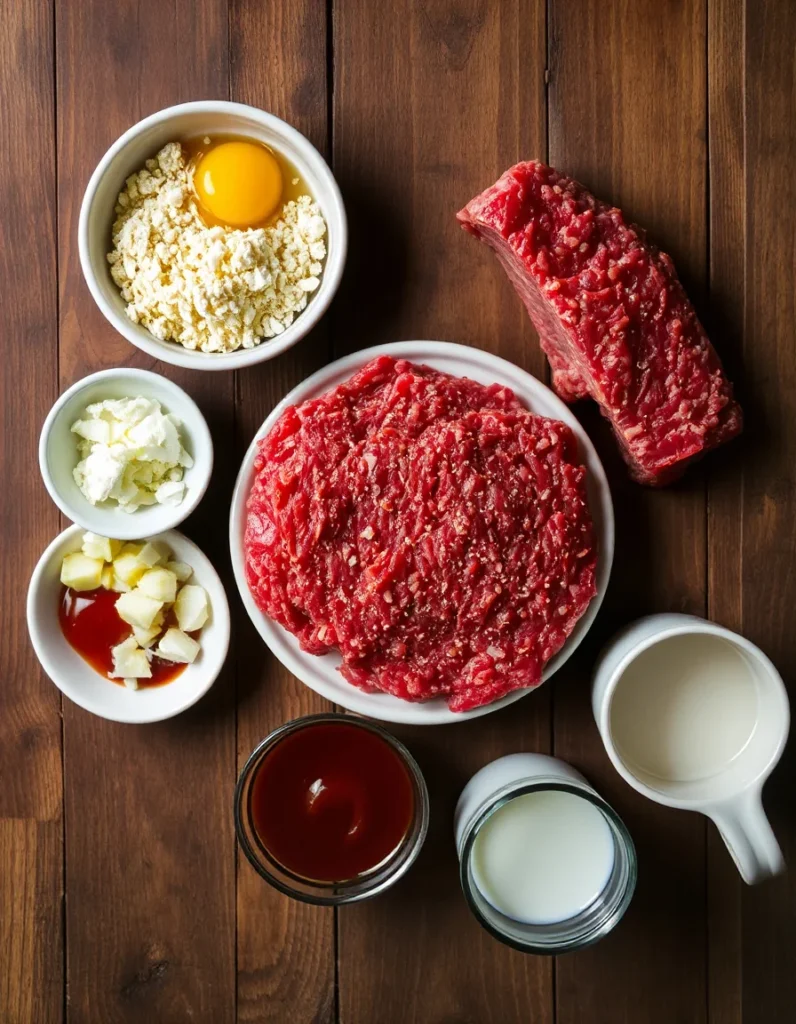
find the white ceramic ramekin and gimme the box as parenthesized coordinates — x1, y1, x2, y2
(27, 524, 230, 723)
(39, 368, 213, 540)
(79, 101, 347, 370)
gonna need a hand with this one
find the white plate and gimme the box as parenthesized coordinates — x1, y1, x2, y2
(229, 341, 614, 725)
(28, 525, 230, 723)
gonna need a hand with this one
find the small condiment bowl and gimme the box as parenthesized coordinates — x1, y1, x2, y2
(27, 523, 230, 723)
(235, 714, 430, 905)
(39, 367, 213, 540)
(79, 100, 347, 371)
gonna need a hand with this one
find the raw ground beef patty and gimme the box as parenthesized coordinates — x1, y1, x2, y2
(244, 356, 598, 712)
(458, 162, 742, 485)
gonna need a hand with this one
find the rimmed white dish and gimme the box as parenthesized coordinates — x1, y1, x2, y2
(39, 368, 213, 541)
(79, 101, 347, 371)
(27, 524, 230, 723)
(229, 341, 614, 725)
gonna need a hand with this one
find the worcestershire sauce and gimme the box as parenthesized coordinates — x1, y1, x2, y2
(250, 721, 415, 883)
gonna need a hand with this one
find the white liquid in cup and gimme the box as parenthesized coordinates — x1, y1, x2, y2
(471, 790, 616, 925)
(609, 633, 759, 784)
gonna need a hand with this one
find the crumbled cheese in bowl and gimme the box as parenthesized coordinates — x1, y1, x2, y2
(106, 143, 327, 354)
(71, 397, 193, 512)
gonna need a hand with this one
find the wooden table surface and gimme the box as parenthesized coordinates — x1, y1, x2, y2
(2, 1, 794, 1021)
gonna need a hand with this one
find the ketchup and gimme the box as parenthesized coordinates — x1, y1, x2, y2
(58, 586, 186, 688)
(250, 721, 415, 883)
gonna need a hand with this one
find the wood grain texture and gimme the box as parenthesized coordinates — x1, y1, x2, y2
(55, 1, 236, 1021)
(0, 821, 63, 1024)
(548, 3, 710, 1023)
(737, 3, 796, 1022)
(0, 1, 63, 1021)
(706, 1, 745, 1021)
(333, 1, 552, 1021)
(229, 2, 335, 1021)
(5, 0, 796, 1019)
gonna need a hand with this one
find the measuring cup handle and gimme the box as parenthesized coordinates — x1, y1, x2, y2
(710, 789, 785, 885)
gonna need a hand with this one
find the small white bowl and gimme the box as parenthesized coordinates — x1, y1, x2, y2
(39, 367, 213, 540)
(229, 341, 614, 725)
(79, 101, 347, 371)
(27, 524, 230, 723)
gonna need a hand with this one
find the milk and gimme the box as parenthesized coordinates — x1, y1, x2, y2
(609, 633, 759, 783)
(471, 790, 616, 925)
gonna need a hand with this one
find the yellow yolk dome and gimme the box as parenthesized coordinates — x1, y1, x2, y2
(194, 141, 283, 228)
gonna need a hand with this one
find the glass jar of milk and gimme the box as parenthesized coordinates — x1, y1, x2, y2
(454, 754, 636, 954)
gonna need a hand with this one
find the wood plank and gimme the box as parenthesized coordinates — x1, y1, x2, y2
(547, 2, 710, 1022)
(333, 1, 552, 1021)
(54, 2, 236, 1021)
(0, 2, 63, 1021)
(706, 0, 746, 1020)
(737, 3, 796, 1021)
(228, 1, 335, 1021)
(0, 820, 63, 1024)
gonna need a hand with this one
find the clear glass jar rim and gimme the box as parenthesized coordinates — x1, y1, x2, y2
(234, 712, 430, 906)
(458, 777, 637, 955)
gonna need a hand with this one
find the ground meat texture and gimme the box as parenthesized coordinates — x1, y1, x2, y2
(457, 162, 742, 485)
(245, 356, 597, 712)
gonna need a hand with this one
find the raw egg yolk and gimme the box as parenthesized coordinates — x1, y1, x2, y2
(194, 141, 282, 228)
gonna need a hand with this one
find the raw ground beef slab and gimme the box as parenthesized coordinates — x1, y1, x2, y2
(244, 356, 598, 712)
(457, 162, 742, 485)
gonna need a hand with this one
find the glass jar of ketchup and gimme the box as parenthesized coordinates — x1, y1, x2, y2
(235, 714, 429, 905)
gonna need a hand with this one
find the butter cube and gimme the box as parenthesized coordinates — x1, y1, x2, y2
(115, 591, 164, 630)
(123, 678, 140, 691)
(173, 584, 209, 632)
(166, 560, 193, 583)
(110, 637, 152, 680)
(113, 551, 147, 586)
(137, 567, 178, 603)
(61, 552, 104, 592)
(81, 532, 115, 562)
(156, 627, 200, 664)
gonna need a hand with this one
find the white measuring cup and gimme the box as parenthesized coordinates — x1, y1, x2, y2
(592, 614, 789, 884)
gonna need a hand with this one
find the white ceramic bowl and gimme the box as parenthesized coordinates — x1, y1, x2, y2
(229, 341, 614, 725)
(79, 100, 347, 370)
(39, 368, 213, 540)
(27, 524, 230, 723)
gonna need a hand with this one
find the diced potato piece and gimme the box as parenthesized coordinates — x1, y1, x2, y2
(111, 573, 131, 593)
(101, 565, 114, 590)
(137, 567, 178, 603)
(137, 541, 167, 567)
(109, 538, 123, 559)
(113, 551, 147, 586)
(173, 584, 209, 632)
(123, 678, 140, 691)
(166, 560, 193, 583)
(110, 637, 152, 680)
(132, 623, 162, 649)
(115, 591, 164, 630)
(156, 628, 200, 664)
(81, 532, 115, 562)
(119, 542, 143, 557)
(61, 552, 104, 592)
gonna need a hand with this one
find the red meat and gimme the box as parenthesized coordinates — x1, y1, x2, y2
(457, 161, 742, 484)
(245, 357, 597, 712)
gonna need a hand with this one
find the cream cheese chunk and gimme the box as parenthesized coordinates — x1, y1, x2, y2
(71, 397, 192, 512)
